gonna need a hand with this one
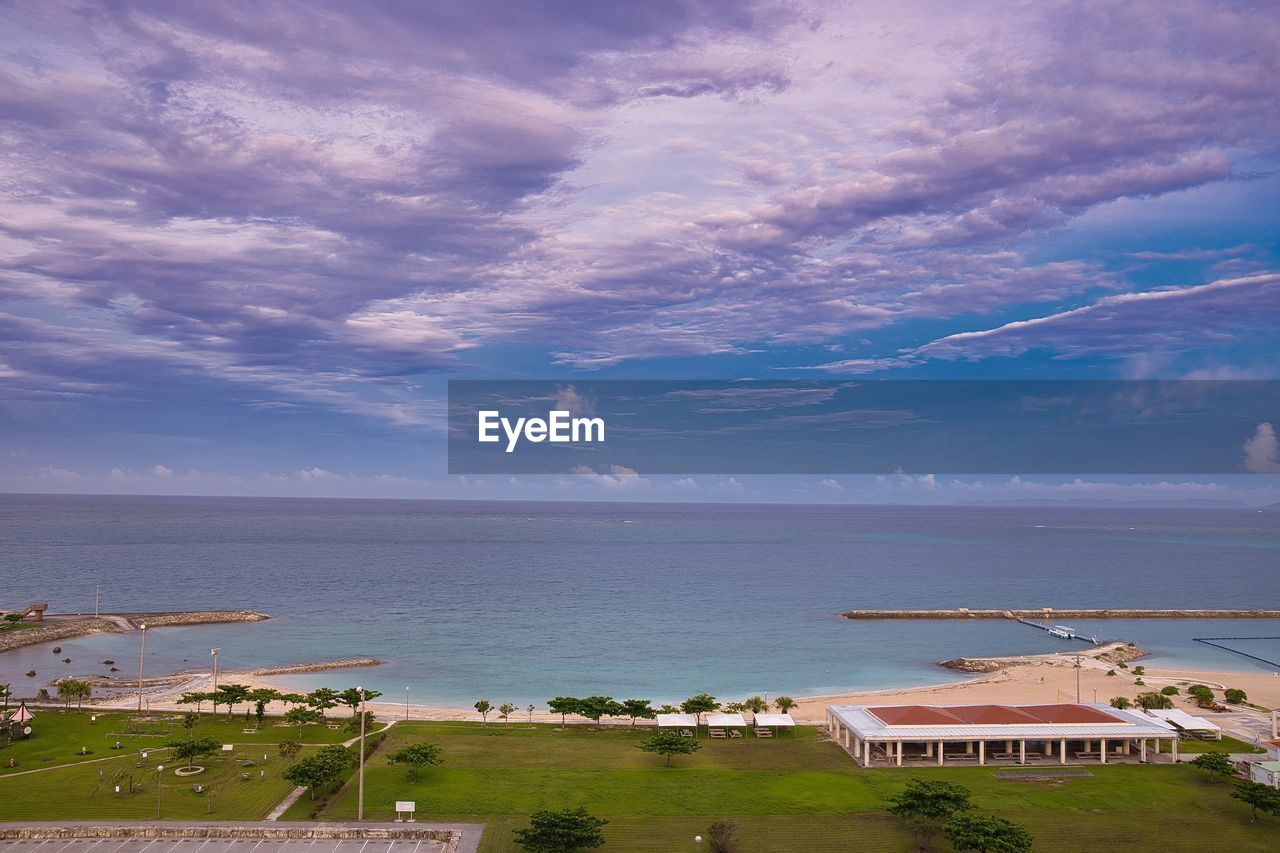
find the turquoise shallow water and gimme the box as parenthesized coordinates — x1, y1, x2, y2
(1, 495, 1277, 707)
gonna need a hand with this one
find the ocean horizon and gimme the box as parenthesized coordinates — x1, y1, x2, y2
(2, 493, 1278, 708)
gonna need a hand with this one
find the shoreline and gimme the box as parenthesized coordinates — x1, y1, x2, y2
(69, 640, 1279, 725)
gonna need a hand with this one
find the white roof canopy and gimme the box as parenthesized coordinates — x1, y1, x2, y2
(754, 713, 796, 727)
(705, 712, 747, 728)
(1146, 709, 1221, 732)
(656, 713, 698, 728)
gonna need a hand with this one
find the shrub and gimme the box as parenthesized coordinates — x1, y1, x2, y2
(1136, 692, 1174, 710)
(1224, 688, 1247, 704)
(707, 820, 740, 853)
(1160, 685, 1179, 696)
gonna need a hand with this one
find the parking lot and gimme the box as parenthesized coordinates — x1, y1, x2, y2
(0, 826, 481, 853)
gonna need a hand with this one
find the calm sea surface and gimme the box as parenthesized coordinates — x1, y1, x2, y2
(2, 495, 1278, 707)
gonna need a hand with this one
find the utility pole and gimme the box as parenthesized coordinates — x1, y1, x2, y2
(357, 687, 366, 821)
(405, 686, 410, 721)
(94, 585, 100, 618)
(136, 624, 148, 712)
(211, 648, 220, 695)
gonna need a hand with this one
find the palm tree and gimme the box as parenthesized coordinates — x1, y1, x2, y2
(774, 696, 797, 714)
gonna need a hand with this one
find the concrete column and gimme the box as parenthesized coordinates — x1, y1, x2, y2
(1121, 740, 1130, 755)
(926, 741, 934, 757)
(1100, 739, 1107, 764)
(1154, 738, 1160, 754)
(863, 739, 871, 766)
(1172, 737, 1179, 761)
(1006, 739, 1013, 753)
(965, 741, 974, 754)
(1060, 739, 1067, 764)
(1019, 740, 1026, 765)
(896, 741, 903, 766)
(844, 728, 851, 749)
(937, 742, 944, 766)
(1140, 739, 1147, 762)
(978, 741, 986, 766)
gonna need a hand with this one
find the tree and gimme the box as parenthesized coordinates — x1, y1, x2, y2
(475, 699, 493, 725)
(285, 706, 321, 741)
(344, 710, 377, 734)
(248, 688, 281, 725)
(1160, 685, 1179, 696)
(527, 704, 536, 727)
(774, 696, 796, 714)
(182, 712, 198, 731)
(166, 736, 221, 770)
(1190, 752, 1235, 781)
(1109, 696, 1132, 709)
(621, 699, 656, 726)
(887, 779, 973, 851)
(386, 742, 443, 782)
(1224, 687, 1247, 704)
(638, 731, 702, 766)
(944, 813, 1033, 853)
(283, 744, 353, 799)
(1132, 666, 1145, 676)
(278, 739, 302, 763)
(680, 693, 719, 725)
(1188, 684, 1214, 703)
(337, 687, 381, 716)
(1231, 780, 1280, 823)
(744, 695, 767, 714)
(1136, 691, 1174, 710)
(214, 683, 251, 719)
(0, 683, 10, 713)
(706, 819, 739, 853)
(178, 691, 216, 714)
(499, 702, 516, 724)
(56, 678, 91, 711)
(548, 697, 580, 728)
(576, 696, 623, 726)
(512, 807, 607, 853)
(306, 687, 340, 714)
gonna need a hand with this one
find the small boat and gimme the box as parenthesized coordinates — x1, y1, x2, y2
(1047, 625, 1077, 639)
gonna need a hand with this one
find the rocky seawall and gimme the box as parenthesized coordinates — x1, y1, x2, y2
(0, 610, 269, 654)
(843, 608, 1280, 619)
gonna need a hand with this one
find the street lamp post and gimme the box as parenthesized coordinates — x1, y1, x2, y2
(156, 764, 164, 819)
(405, 686, 410, 721)
(1074, 654, 1081, 703)
(136, 624, 148, 712)
(211, 648, 220, 696)
(94, 585, 100, 618)
(357, 686, 367, 821)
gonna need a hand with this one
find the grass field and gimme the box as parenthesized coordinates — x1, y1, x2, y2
(1176, 734, 1261, 754)
(292, 721, 1279, 851)
(0, 709, 385, 821)
(0, 709, 364, 777)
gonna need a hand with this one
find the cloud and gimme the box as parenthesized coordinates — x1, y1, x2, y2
(1243, 422, 1280, 474)
(0, 0, 1276, 446)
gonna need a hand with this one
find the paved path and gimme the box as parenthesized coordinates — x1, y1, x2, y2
(264, 719, 399, 822)
(0, 823, 482, 853)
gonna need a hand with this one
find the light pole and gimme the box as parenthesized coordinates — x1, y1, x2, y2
(357, 686, 366, 821)
(136, 624, 148, 712)
(1074, 654, 1081, 703)
(156, 764, 164, 819)
(94, 585, 100, 618)
(211, 648, 220, 696)
(405, 686, 410, 721)
(694, 835, 702, 850)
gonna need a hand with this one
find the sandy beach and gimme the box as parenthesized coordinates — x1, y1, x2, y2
(74, 641, 1278, 727)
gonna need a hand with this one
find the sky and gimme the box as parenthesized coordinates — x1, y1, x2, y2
(1, 0, 1278, 503)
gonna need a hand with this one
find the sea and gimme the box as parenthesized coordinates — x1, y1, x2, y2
(1, 494, 1278, 708)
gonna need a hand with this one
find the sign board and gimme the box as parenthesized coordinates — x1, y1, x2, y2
(394, 801, 416, 823)
(221, 744, 234, 751)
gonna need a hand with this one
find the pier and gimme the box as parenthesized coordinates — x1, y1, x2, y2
(841, 608, 1280, 620)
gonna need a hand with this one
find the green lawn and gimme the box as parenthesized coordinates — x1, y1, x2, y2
(0, 710, 364, 777)
(0, 748, 299, 821)
(1177, 734, 1262, 754)
(293, 722, 1279, 851)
